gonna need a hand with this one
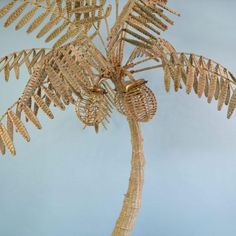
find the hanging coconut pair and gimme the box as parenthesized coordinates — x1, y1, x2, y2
(115, 79, 157, 122)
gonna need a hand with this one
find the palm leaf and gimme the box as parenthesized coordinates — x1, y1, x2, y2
(0, 0, 110, 47)
(159, 51, 236, 119)
(107, 0, 179, 61)
(0, 0, 17, 19)
(0, 48, 48, 81)
(126, 39, 236, 120)
(33, 94, 54, 119)
(0, 123, 15, 155)
(8, 110, 30, 142)
(21, 103, 42, 129)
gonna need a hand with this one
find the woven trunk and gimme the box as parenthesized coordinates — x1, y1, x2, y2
(112, 118, 145, 236)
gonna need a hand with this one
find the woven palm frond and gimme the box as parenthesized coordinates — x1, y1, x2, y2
(125, 38, 176, 68)
(43, 34, 111, 101)
(41, 84, 66, 110)
(107, 0, 179, 61)
(159, 52, 236, 119)
(0, 122, 16, 155)
(33, 93, 54, 119)
(121, 39, 236, 120)
(0, 33, 113, 155)
(0, 0, 111, 47)
(0, 48, 48, 81)
(7, 109, 30, 142)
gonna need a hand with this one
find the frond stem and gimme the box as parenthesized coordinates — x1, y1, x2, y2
(130, 64, 163, 74)
(125, 57, 156, 69)
(92, 23, 108, 53)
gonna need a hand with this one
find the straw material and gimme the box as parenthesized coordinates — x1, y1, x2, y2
(112, 118, 144, 236)
(0, 1, 235, 235)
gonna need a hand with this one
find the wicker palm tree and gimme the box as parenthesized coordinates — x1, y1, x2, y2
(0, 1, 236, 235)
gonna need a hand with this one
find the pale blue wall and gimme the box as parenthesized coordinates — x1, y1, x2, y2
(0, 1, 236, 235)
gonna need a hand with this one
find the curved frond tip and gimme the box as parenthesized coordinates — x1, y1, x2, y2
(0, 48, 48, 81)
(160, 51, 236, 119)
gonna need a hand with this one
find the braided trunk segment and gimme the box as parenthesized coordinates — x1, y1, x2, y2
(112, 118, 144, 236)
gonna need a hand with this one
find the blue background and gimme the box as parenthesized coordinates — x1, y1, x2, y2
(0, 1, 236, 235)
